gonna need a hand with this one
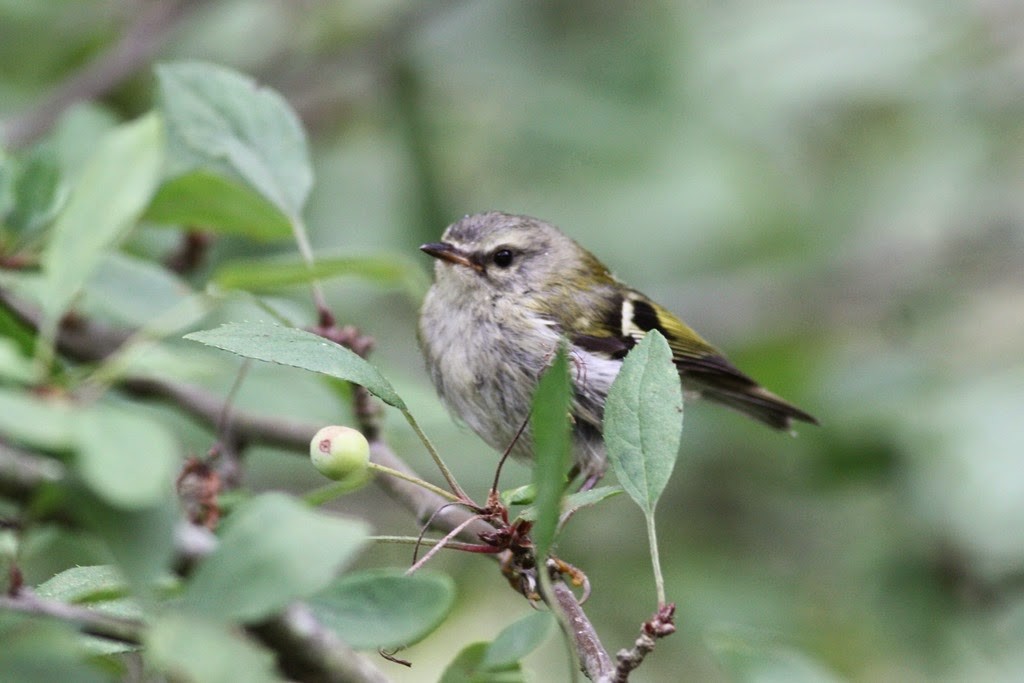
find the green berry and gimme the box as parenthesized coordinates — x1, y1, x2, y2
(310, 426, 371, 483)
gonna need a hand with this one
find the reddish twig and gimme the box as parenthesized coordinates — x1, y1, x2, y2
(613, 603, 677, 682)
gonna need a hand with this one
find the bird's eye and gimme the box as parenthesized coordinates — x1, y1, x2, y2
(492, 249, 514, 268)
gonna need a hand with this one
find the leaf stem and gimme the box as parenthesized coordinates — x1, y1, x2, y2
(401, 409, 472, 503)
(367, 462, 462, 502)
(303, 462, 462, 507)
(645, 512, 666, 606)
(288, 214, 330, 322)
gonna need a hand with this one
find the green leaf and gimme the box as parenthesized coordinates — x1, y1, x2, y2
(0, 392, 178, 509)
(82, 252, 208, 332)
(501, 483, 536, 507)
(516, 486, 622, 522)
(603, 330, 683, 515)
(530, 347, 573, 560)
(146, 613, 280, 683)
(0, 615, 106, 683)
(75, 406, 179, 509)
(52, 104, 120, 180)
(212, 252, 430, 300)
(75, 491, 178, 591)
(40, 113, 163, 322)
(0, 388, 74, 451)
(181, 492, 369, 622)
(481, 611, 555, 671)
(184, 321, 406, 409)
(5, 146, 64, 237)
(308, 569, 455, 649)
(705, 627, 846, 683)
(440, 642, 524, 683)
(156, 61, 312, 218)
(144, 170, 292, 241)
(35, 566, 140, 656)
(35, 565, 126, 604)
(0, 337, 40, 385)
(0, 300, 36, 358)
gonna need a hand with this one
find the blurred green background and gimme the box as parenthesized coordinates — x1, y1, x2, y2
(4, 1, 1023, 681)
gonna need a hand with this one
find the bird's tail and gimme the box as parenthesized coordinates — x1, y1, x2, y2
(697, 382, 818, 432)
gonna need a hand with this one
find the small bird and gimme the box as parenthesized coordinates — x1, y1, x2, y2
(418, 212, 817, 485)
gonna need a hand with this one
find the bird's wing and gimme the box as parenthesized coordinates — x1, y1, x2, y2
(569, 290, 816, 429)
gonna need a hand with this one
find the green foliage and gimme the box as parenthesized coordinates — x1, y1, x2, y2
(4, 3, 1019, 678)
(2, 145, 63, 239)
(76, 406, 178, 510)
(514, 485, 622, 522)
(212, 252, 430, 300)
(480, 612, 556, 671)
(185, 321, 407, 409)
(35, 565, 142, 656)
(308, 569, 455, 649)
(35, 565, 127, 604)
(0, 616, 107, 683)
(604, 330, 684, 515)
(605, 330, 684, 604)
(529, 346, 573, 560)
(155, 61, 312, 221)
(75, 493, 178, 590)
(39, 114, 163, 323)
(145, 170, 292, 241)
(146, 614, 279, 683)
(180, 493, 369, 622)
(438, 613, 554, 683)
(0, 387, 75, 451)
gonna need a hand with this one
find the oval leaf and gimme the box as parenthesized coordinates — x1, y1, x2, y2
(516, 486, 622, 523)
(41, 113, 163, 322)
(603, 330, 683, 515)
(181, 493, 369, 622)
(35, 565, 125, 604)
(481, 611, 555, 671)
(212, 252, 430, 300)
(144, 170, 292, 241)
(308, 569, 455, 649)
(0, 618, 107, 683)
(156, 61, 312, 218)
(184, 321, 406, 409)
(146, 614, 279, 683)
(75, 407, 180, 510)
(440, 642, 524, 683)
(6, 145, 64, 237)
(75, 493, 179, 591)
(0, 388, 74, 451)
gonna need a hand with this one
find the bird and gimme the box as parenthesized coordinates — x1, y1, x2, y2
(418, 211, 817, 486)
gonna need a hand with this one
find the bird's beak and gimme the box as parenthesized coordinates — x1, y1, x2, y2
(420, 242, 482, 272)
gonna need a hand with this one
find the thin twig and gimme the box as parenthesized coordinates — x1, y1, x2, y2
(405, 514, 485, 576)
(0, 590, 143, 644)
(613, 603, 676, 682)
(250, 603, 392, 683)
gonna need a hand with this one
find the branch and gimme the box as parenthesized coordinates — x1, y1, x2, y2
(1, 0, 207, 150)
(250, 603, 391, 683)
(0, 590, 143, 644)
(613, 603, 676, 682)
(0, 442, 64, 505)
(551, 581, 615, 681)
